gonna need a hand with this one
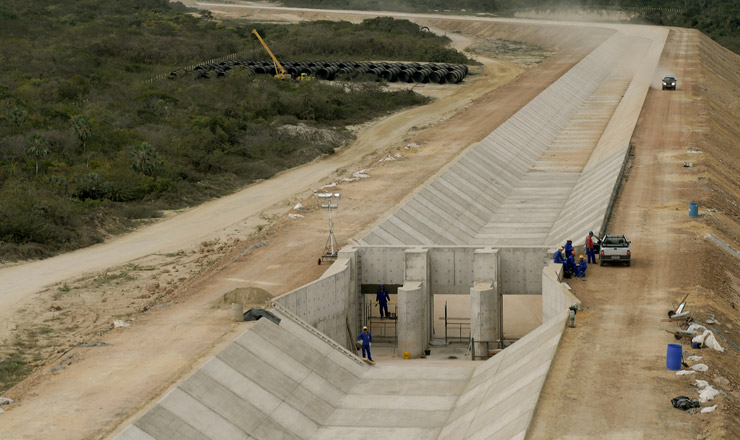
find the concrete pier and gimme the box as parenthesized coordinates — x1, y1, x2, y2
(470, 282, 498, 355)
(397, 281, 424, 358)
(404, 248, 431, 350)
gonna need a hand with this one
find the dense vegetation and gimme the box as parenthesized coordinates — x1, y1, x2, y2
(280, 0, 740, 54)
(0, 1, 472, 260)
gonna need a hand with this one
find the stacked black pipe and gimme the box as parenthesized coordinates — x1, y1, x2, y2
(174, 60, 470, 84)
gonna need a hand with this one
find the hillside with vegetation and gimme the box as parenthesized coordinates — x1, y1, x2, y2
(279, 0, 740, 54)
(0, 0, 472, 261)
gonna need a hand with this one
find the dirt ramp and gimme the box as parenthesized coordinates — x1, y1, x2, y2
(216, 287, 273, 309)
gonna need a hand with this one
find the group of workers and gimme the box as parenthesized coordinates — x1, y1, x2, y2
(356, 284, 392, 363)
(554, 232, 599, 278)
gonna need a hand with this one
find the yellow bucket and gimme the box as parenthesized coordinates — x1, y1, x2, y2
(403, 352, 410, 360)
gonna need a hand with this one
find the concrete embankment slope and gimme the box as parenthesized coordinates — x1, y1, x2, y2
(116, 308, 567, 440)
(362, 25, 667, 248)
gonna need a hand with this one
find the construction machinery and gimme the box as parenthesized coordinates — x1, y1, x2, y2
(251, 29, 291, 79)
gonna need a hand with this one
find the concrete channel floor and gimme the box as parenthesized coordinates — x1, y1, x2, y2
(117, 310, 566, 440)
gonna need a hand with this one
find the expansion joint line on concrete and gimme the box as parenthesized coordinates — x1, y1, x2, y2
(271, 302, 366, 366)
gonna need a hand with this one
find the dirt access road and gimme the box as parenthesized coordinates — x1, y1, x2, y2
(528, 28, 727, 439)
(0, 10, 596, 440)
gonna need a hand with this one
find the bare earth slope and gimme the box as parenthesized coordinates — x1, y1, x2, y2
(528, 28, 740, 439)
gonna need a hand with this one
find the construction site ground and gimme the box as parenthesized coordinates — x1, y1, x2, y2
(1, 6, 740, 440)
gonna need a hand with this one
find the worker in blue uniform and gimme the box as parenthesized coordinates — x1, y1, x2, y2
(586, 232, 597, 264)
(553, 247, 565, 264)
(376, 284, 390, 318)
(357, 326, 373, 361)
(565, 250, 577, 277)
(576, 255, 587, 278)
(564, 238, 574, 260)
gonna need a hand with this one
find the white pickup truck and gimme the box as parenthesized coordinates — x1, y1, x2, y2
(599, 234, 631, 267)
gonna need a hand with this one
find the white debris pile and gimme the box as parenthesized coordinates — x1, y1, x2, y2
(0, 397, 13, 406)
(687, 323, 725, 352)
(293, 203, 307, 213)
(691, 363, 709, 372)
(378, 154, 402, 163)
(318, 182, 338, 190)
(694, 380, 721, 403)
(676, 370, 695, 376)
(340, 169, 371, 182)
(114, 320, 131, 328)
(404, 142, 423, 149)
(701, 405, 718, 414)
(687, 147, 702, 154)
(288, 213, 304, 220)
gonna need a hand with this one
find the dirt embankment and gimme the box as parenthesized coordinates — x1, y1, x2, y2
(529, 28, 740, 439)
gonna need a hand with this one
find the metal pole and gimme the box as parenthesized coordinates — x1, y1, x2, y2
(328, 203, 335, 255)
(444, 301, 448, 344)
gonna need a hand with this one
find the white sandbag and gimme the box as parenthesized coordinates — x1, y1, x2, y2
(702, 330, 724, 352)
(676, 370, 695, 376)
(699, 386, 720, 403)
(694, 379, 709, 389)
(691, 363, 709, 372)
(688, 355, 703, 362)
(701, 405, 718, 413)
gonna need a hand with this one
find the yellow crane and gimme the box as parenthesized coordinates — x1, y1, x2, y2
(251, 29, 291, 79)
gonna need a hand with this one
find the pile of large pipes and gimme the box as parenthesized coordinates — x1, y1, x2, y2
(175, 60, 469, 84)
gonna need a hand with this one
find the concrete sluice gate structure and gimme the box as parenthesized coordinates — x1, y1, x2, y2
(116, 17, 667, 440)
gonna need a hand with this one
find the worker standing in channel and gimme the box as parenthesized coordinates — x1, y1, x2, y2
(586, 232, 597, 264)
(564, 238, 574, 260)
(576, 255, 587, 278)
(357, 326, 373, 362)
(376, 283, 390, 318)
(553, 247, 565, 264)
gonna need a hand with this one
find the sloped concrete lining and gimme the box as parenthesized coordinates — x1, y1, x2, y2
(546, 27, 669, 247)
(437, 315, 567, 440)
(116, 302, 568, 440)
(361, 31, 633, 246)
(362, 25, 668, 248)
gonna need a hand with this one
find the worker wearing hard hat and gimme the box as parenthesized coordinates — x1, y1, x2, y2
(565, 250, 577, 278)
(576, 255, 587, 278)
(357, 326, 373, 362)
(376, 284, 390, 318)
(553, 247, 565, 264)
(564, 238, 574, 260)
(585, 232, 597, 264)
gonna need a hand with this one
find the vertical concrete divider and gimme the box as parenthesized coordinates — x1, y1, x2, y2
(397, 281, 424, 358)
(470, 282, 496, 355)
(271, 256, 354, 351)
(474, 248, 502, 343)
(338, 246, 360, 347)
(404, 247, 431, 349)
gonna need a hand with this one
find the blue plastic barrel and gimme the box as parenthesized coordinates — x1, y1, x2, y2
(666, 344, 682, 370)
(689, 202, 698, 218)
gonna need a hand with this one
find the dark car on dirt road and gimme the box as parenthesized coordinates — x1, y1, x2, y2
(662, 76, 677, 90)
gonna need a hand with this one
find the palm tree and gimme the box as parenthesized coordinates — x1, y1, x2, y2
(129, 142, 161, 177)
(71, 114, 92, 154)
(26, 133, 49, 175)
